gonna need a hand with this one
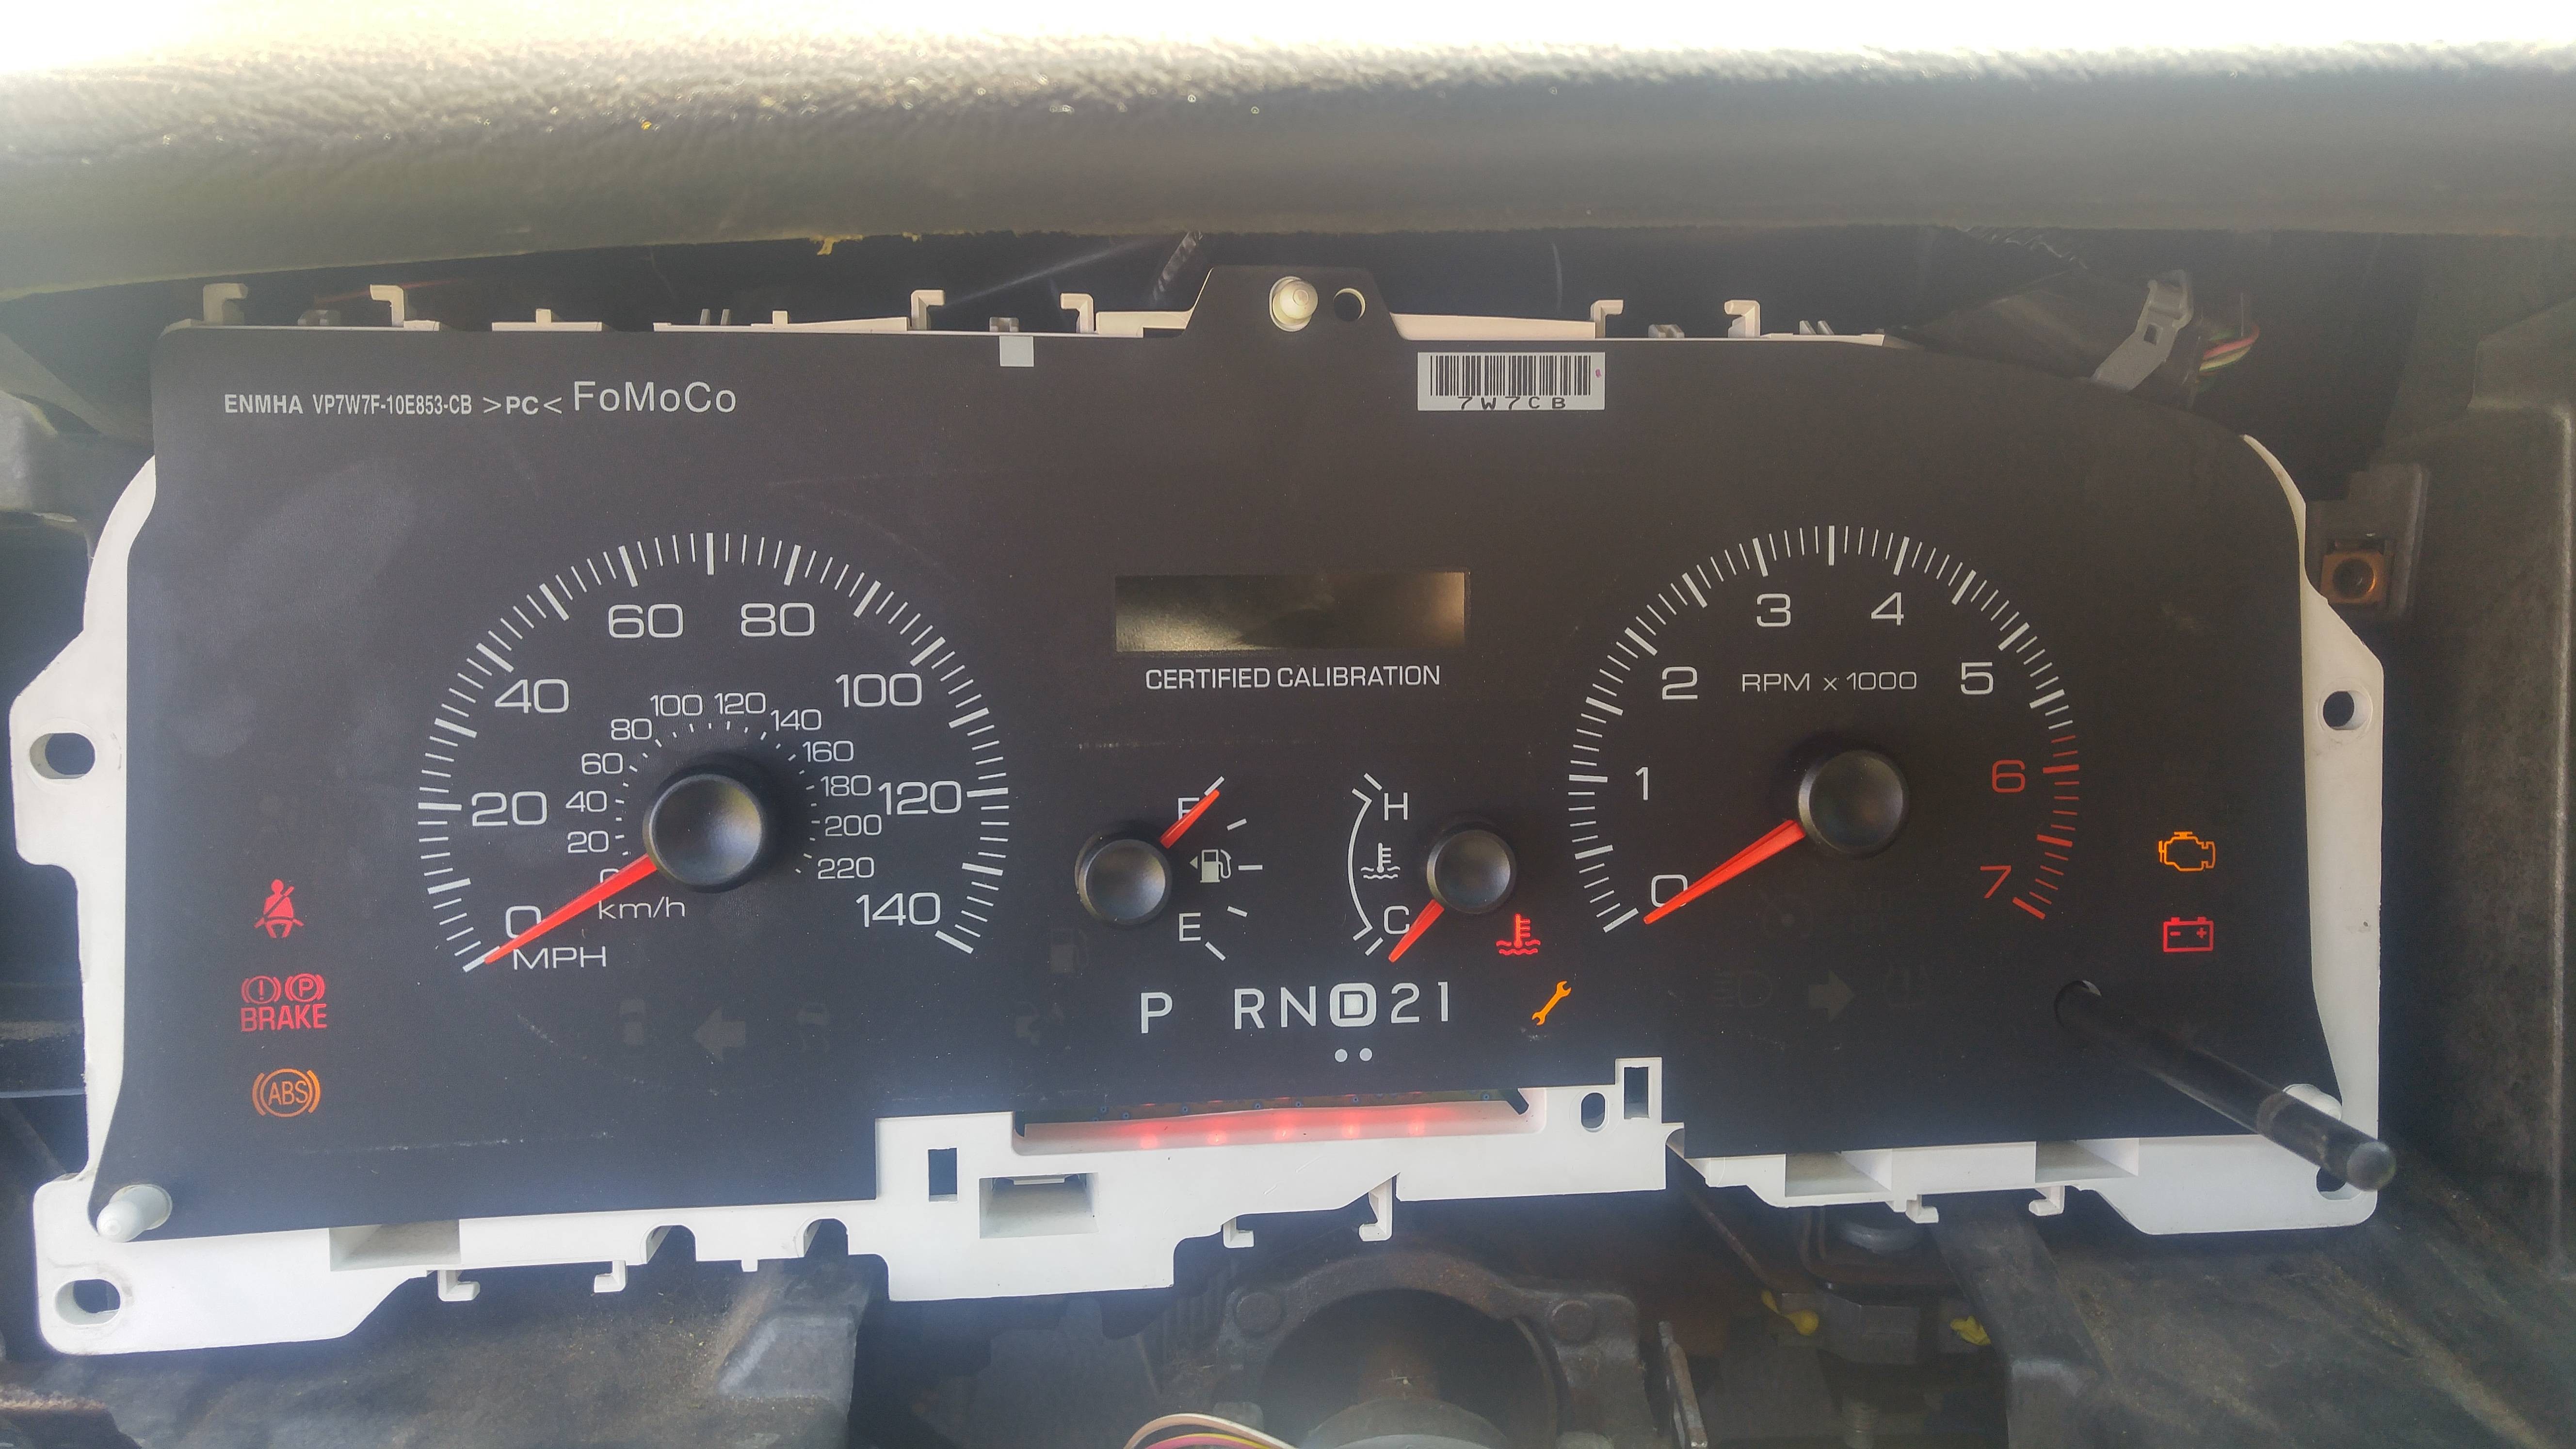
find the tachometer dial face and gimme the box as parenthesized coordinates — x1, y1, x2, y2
(415, 531, 1011, 1085)
(1571, 526, 2079, 945)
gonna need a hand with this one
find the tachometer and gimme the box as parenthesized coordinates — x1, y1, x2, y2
(415, 531, 1010, 1084)
(1571, 526, 2078, 939)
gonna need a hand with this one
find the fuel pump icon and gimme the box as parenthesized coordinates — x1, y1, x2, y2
(1193, 849, 1234, 885)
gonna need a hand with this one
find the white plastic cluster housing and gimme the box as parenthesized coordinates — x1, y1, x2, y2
(7, 314, 2381, 1353)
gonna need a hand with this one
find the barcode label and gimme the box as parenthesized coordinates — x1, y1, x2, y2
(1417, 352, 1605, 411)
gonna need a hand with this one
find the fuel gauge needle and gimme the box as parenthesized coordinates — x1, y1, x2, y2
(1159, 778, 1224, 850)
(474, 854, 660, 968)
(1385, 901, 1445, 962)
(1642, 819, 1806, 925)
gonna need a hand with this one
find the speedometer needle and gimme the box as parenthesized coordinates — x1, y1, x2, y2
(1642, 819, 1807, 925)
(475, 854, 659, 967)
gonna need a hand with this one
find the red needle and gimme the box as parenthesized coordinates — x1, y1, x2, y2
(476, 854, 659, 967)
(1159, 779, 1224, 850)
(1642, 819, 1807, 924)
(1385, 900, 1445, 962)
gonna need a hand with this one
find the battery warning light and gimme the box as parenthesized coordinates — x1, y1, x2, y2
(2161, 917, 2215, 953)
(2157, 832, 2217, 872)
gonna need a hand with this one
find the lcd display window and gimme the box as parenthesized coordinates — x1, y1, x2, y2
(1115, 573, 1468, 652)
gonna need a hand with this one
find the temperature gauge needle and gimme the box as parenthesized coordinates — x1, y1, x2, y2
(475, 854, 660, 967)
(1159, 778, 1224, 850)
(1385, 900, 1445, 962)
(1642, 819, 1807, 925)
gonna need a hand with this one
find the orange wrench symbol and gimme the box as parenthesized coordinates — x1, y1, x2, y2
(1531, 981, 1572, 1025)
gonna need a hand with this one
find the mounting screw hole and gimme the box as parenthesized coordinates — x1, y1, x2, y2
(2321, 690, 2368, 731)
(1332, 288, 1367, 323)
(1579, 1092, 1607, 1131)
(31, 733, 94, 780)
(57, 1278, 120, 1325)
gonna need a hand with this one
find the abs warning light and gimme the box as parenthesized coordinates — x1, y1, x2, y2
(2161, 917, 2215, 953)
(251, 1067, 322, 1118)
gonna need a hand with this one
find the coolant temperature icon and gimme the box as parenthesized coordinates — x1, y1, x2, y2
(1359, 842, 1401, 880)
(1496, 914, 1542, 956)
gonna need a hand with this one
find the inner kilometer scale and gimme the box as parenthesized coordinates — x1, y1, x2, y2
(1571, 525, 2079, 949)
(414, 531, 1010, 1081)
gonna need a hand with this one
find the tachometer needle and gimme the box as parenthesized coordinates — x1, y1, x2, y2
(1642, 819, 1807, 925)
(1158, 778, 1224, 850)
(475, 854, 660, 967)
(1385, 900, 1445, 963)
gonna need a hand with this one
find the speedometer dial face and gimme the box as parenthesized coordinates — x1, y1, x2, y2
(416, 531, 1010, 1086)
(1571, 526, 2079, 944)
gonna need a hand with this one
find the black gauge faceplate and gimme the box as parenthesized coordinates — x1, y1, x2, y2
(112, 270, 2327, 1234)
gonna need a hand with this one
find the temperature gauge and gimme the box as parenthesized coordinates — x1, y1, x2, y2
(1342, 773, 1517, 961)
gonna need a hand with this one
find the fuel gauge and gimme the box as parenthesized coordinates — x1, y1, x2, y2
(1162, 778, 1266, 963)
(1076, 775, 1269, 962)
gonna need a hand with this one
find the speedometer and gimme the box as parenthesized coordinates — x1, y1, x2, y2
(1571, 525, 2079, 939)
(417, 530, 1011, 1085)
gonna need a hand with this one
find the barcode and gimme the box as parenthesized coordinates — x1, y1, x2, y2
(1417, 352, 1605, 411)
